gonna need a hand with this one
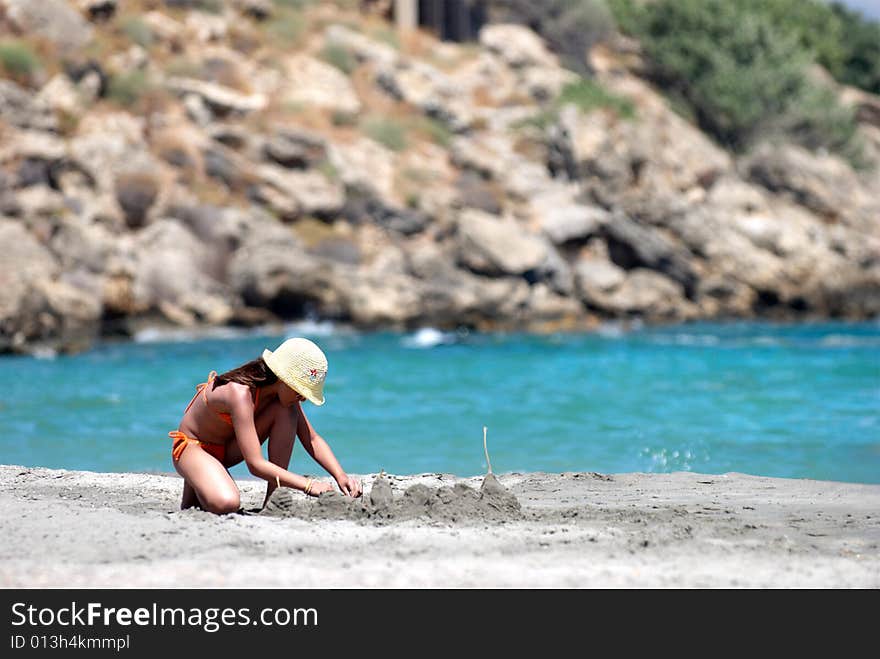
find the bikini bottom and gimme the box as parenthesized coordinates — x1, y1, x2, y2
(169, 430, 226, 463)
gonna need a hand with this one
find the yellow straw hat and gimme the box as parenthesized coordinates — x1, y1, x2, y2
(262, 337, 328, 406)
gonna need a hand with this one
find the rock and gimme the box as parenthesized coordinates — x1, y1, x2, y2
(48, 216, 121, 274)
(377, 59, 473, 131)
(229, 225, 347, 320)
(574, 256, 627, 304)
(280, 54, 361, 115)
(479, 24, 558, 69)
(327, 137, 396, 201)
(531, 186, 609, 244)
(0, 219, 100, 354)
(743, 143, 875, 228)
(184, 10, 229, 43)
(255, 165, 345, 221)
(233, 0, 272, 21)
(165, 77, 267, 117)
(524, 283, 584, 324)
(603, 213, 697, 295)
(343, 195, 430, 235)
(0, 81, 57, 132)
(448, 52, 519, 107)
(2, 0, 93, 54)
(76, 0, 116, 22)
(839, 85, 880, 129)
(36, 74, 85, 116)
(450, 132, 517, 182)
(323, 24, 399, 70)
(456, 209, 548, 276)
(262, 127, 328, 169)
(522, 65, 579, 102)
(554, 77, 731, 197)
(141, 11, 185, 49)
(131, 219, 235, 325)
(202, 143, 254, 193)
(12, 185, 67, 219)
(67, 113, 154, 197)
(602, 269, 694, 320)
(115, 171, 160, 229)
(344, 269, 425, 327)
(455, 171, 502, 215)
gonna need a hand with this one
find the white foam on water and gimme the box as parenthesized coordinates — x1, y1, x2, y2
(281, 319, 339, 337)
(402, 327, 456, 348)
(133, 326, 248, 343)
(32, 347, 58, 360)
(820, 334, 880, 347)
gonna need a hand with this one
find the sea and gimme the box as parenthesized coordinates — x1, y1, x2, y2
(1, 320, 878, 484)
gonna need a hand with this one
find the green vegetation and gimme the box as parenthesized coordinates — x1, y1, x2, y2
(606, 0, 863, 157)
(107, 70, 151, 107)
(273, 0, 316, 8)
(410, 116, 453, 148)
(558, 77, 634, 117)
(368, 26, 400, 50)
(514, 77, 635, 131)
(360, 115, 408, 151)
(331, 110, 359, 127)
(609, 0, 880, 95)
(829, 2, 880, 94)
(120, 16, 154, 48)
(320, 42, 357, 74)
(0, 40, 40, 83)
(265, 8, 307, 47)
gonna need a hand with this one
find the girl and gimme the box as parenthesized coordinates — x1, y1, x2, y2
(169, 337, 362, 513)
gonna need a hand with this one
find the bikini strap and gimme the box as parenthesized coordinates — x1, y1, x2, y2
(182, 370, 218, 415)
(200, 370, 218, 404)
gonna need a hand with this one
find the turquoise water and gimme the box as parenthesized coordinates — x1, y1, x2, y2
(1, 321, 878, 484)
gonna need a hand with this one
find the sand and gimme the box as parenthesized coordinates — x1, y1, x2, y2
(1, 465, 877, 588)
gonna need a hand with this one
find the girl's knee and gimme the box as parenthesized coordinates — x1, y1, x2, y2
(203, 490, 240, 515)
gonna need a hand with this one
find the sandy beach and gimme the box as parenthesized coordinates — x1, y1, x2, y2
(0, 465, 877, 588)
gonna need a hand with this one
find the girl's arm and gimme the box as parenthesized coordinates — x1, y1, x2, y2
(295, 402, 362, 497)
(229, 387, 332, 496)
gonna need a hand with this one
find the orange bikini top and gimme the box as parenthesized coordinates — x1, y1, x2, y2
(184, 370, 260, 426)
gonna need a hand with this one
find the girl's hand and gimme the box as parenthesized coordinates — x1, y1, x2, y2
(336, 473, 362, 498)
(305, 480, 334, 497)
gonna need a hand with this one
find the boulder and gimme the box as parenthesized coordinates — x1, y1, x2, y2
(323, 24, 399, 70)
(165, 77, 267, 117)
(0, 81, 57, 132)
(0, 219, 101, 353)
(602, 269, 695, 320)
(130, 219, 235, 325)
(743, 143, 876, 229)
(603, 213, 697, 295)
(530, 185, 609, 244)
(281, 54, 361, 115)
(455, 209, 548, 276)
(479, 24, 558, 69)
(252, 165, 345, 221)
(2, 0, 93, 54)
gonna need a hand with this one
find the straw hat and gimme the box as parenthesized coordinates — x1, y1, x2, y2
(262, 338, 328, 406)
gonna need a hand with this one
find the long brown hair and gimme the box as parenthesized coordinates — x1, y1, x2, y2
(213, 357, 278, 391)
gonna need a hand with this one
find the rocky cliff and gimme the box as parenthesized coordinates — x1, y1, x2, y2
(1, 0, 878, 354)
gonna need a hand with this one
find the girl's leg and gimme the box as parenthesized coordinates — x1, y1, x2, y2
(180, 480, 199, 510)
(174, 445, 241, 514)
